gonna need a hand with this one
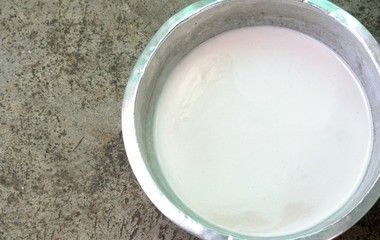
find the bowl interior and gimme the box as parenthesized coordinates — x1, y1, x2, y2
(129, 0, 380, 239)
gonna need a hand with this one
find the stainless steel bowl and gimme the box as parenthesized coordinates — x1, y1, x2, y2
(122, 0, 380, 239)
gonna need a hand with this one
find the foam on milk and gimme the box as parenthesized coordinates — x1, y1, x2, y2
(153, 26, 373, 236)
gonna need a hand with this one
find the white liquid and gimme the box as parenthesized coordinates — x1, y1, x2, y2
(153, 26, 373, 236)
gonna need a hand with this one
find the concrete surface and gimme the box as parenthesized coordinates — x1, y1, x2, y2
(0, 0, 379, 239)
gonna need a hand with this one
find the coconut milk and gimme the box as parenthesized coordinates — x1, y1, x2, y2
(153, 26, 373, 236)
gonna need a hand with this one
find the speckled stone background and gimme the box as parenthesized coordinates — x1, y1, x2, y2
(0, 0, 379, 239)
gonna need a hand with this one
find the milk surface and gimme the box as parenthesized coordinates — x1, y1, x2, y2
(153, 26, 373, 236)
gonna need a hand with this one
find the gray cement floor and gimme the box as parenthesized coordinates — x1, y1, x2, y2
(0, 0, 379, 239)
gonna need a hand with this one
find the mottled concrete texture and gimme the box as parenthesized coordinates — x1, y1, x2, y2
(0, 0, 379, 239)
